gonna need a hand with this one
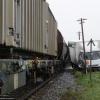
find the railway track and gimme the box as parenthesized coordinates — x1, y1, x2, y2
(21, 68, 72, 100)
(0, 66, 72, 100)
(27, 68, 77, 100)
(8, 74, 57, 100)
(22, 77, 54, 100)
(0, 77, 54, 100)
(0, 78, 53, 100)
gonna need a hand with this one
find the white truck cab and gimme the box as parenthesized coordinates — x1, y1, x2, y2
(68, 40, 100, 70)
(79, 51, 100, 69)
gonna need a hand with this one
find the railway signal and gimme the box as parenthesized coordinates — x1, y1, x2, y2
(87, 38, 95, 82)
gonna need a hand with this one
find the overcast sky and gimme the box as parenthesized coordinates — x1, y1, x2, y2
(47, 0, 100, 43)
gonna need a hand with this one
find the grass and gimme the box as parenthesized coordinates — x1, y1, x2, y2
(75, 71, 100, 100)
(61, 88, 82, 100)
(61, 71, 100, 100)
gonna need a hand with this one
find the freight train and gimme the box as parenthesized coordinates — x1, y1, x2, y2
(0, 29, 69, 94)
(0, 0, 69, 62)
(0, 0, 69, 94)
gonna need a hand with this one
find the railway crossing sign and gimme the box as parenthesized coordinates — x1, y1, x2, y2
(87, 38, 95, 82)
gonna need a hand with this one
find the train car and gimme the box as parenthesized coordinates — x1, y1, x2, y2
(57, 30, 63, 59)
(0, 0, 71, 95)
(0, 0, 57, 59)
(61, 40, 69, 61)
(0, 0, 69, 70)
(57, 30, 69, 63)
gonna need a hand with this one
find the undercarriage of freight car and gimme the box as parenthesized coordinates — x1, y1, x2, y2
(0, 45, 56, 60)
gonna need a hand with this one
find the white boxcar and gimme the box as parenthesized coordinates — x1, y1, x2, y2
(0, 0, 57, 56)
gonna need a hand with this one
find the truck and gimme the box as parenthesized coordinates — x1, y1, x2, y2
(68, 40, 100, 70)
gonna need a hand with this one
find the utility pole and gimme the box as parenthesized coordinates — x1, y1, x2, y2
(77, 18, 87, 74)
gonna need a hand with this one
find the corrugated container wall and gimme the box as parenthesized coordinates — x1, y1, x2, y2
(0, 0, 57, 56)
(43, 2, 57, 56)
(48, 8, 57, 56)
(0, 0, 2, 44)
(20, 0, 43, 53)
(0, 0, 15, 46)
